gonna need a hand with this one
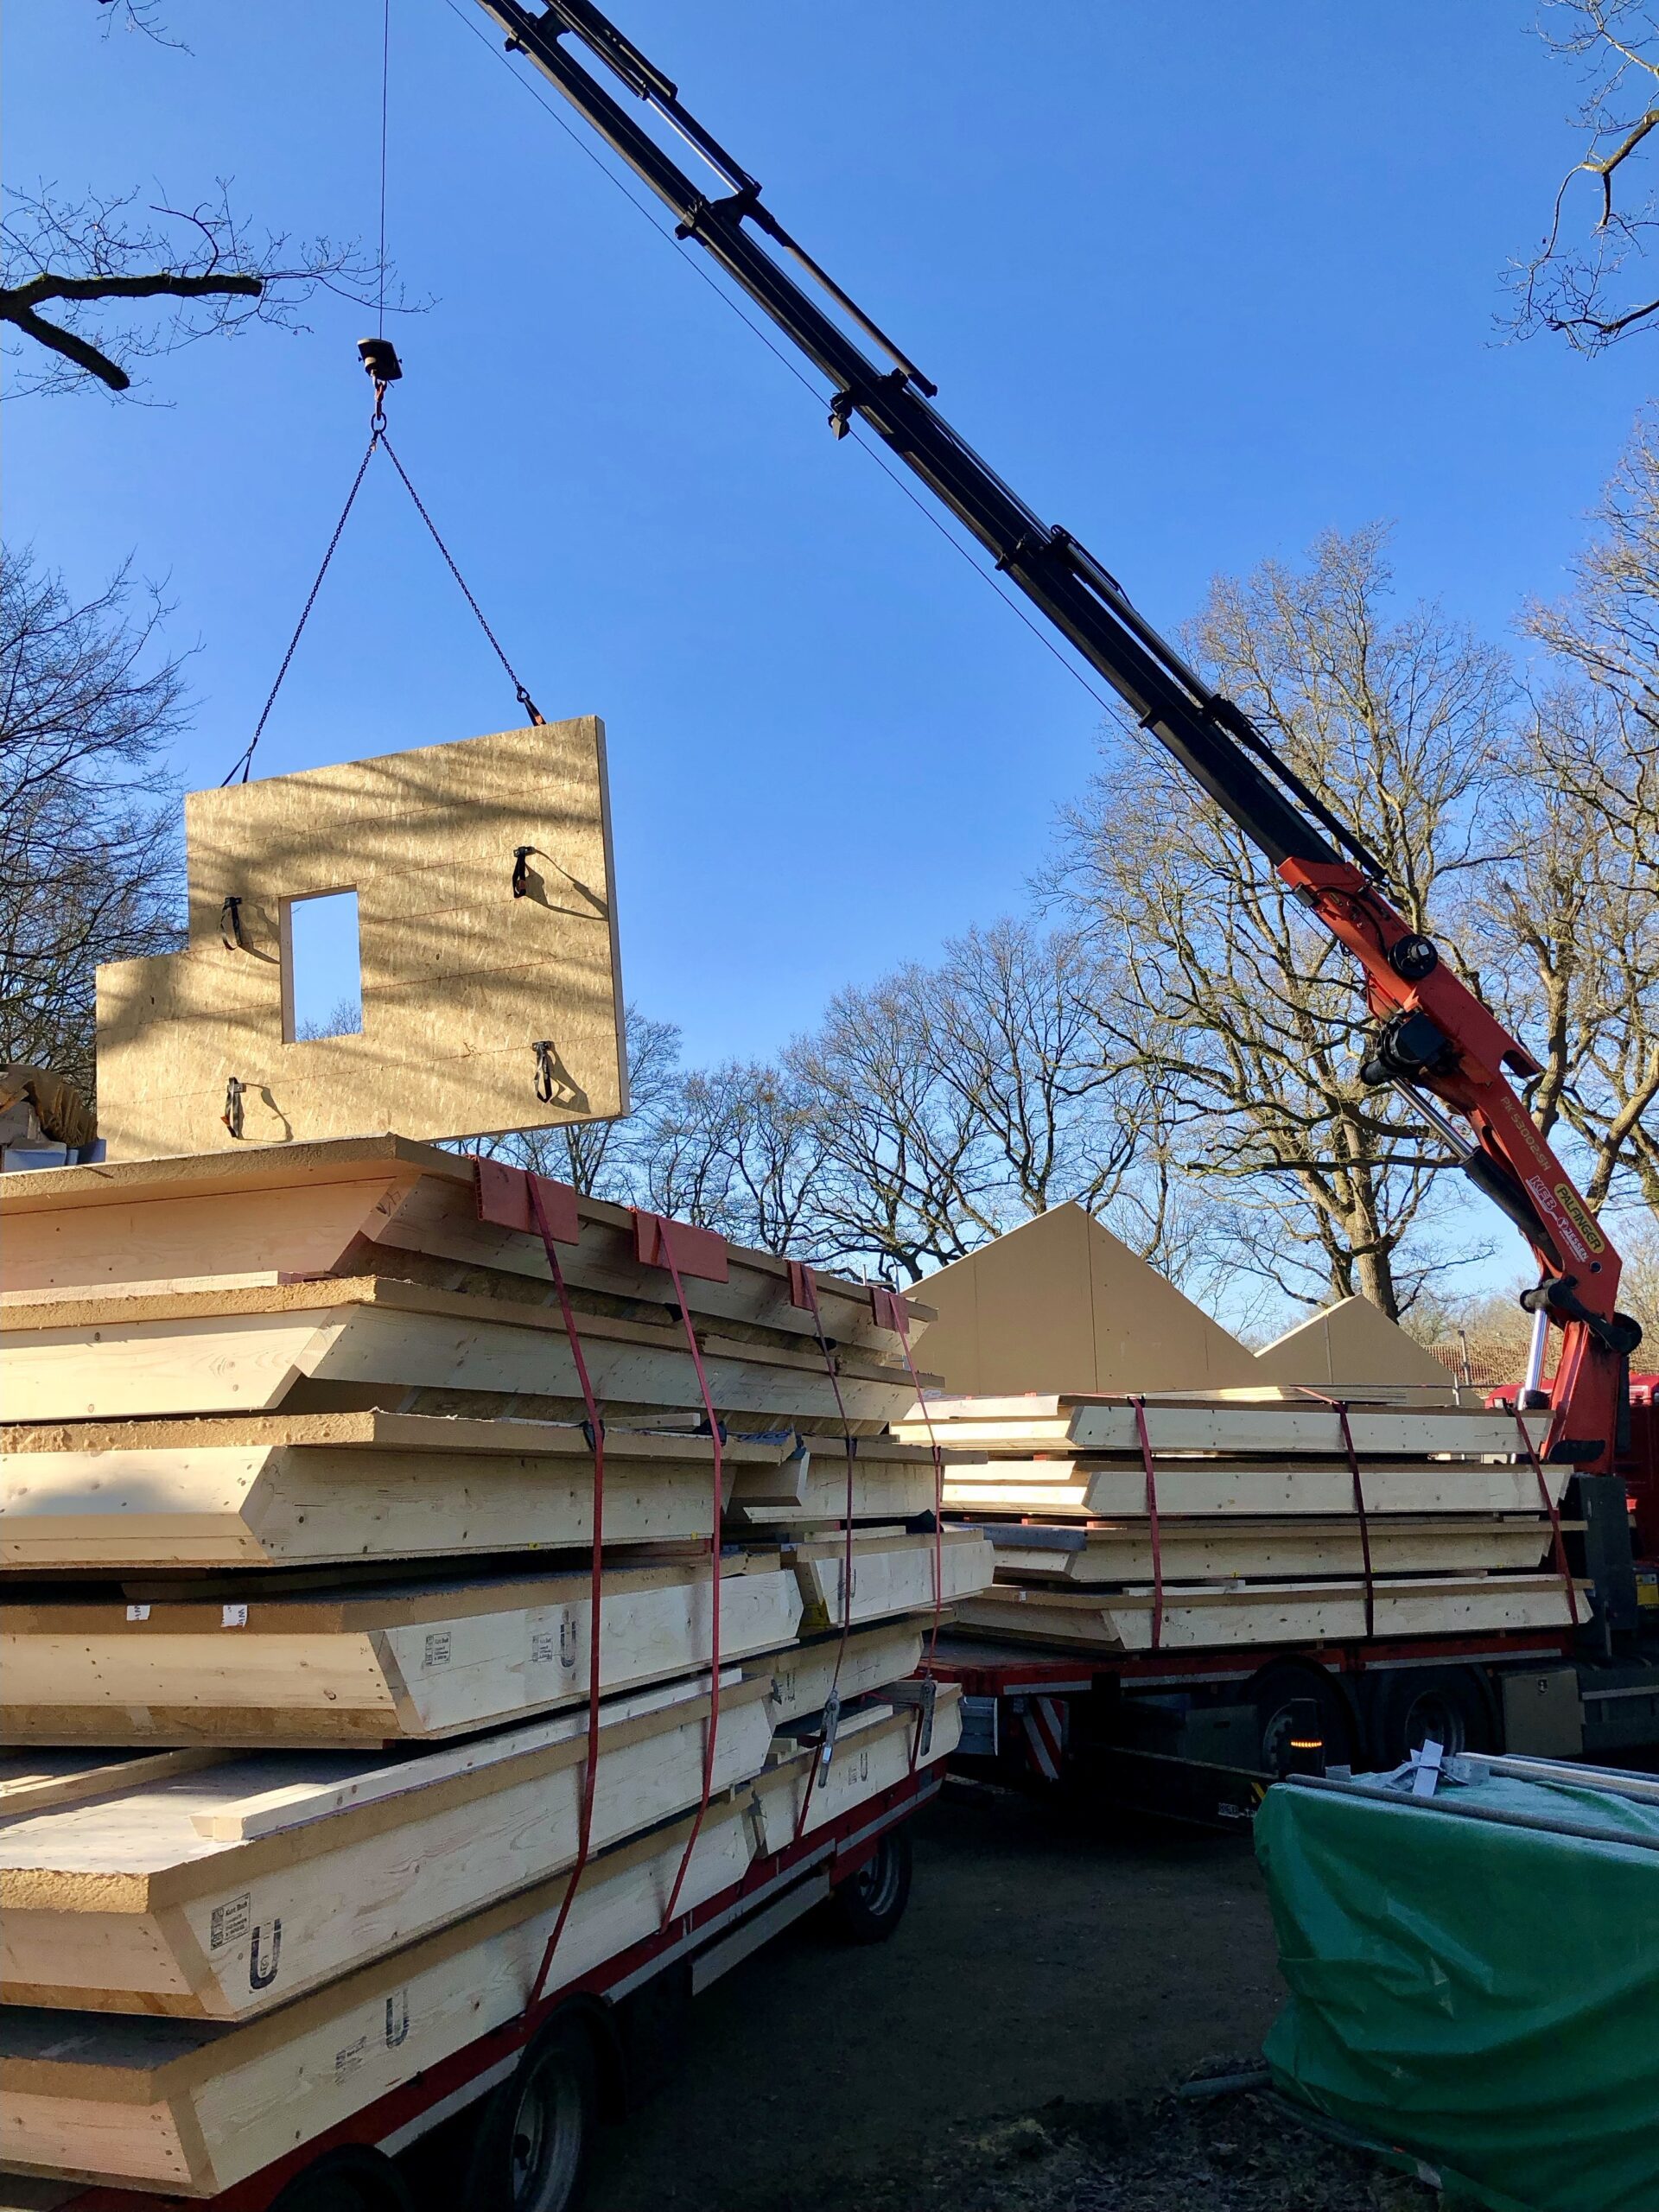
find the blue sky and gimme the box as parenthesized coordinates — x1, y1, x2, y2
(8, 0, 1653, 1076)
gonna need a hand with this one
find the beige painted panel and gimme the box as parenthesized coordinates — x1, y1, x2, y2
(94, 721, 626, 1159)
(912, 1205, 1260, 1398)
(1252, 1295, 1459, 1397)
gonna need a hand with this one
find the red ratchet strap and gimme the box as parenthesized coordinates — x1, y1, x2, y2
(474, 1164, 601, 2009)
(1129, 1397, 1165, 1653)
(1296, 1389, 1376, 1639)
(633, 1211, 727, 1928)
(873, 1284, 945, 1769)
(785, 1259, 857, 1844)
(1510, 1401, 1581, 1629)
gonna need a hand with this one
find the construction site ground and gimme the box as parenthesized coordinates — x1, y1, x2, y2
(410, 1777, 1432, 2211)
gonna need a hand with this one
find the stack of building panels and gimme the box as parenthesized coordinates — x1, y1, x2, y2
(893, 1394, 1576, 1653)
(0, 1141, 988, 2197)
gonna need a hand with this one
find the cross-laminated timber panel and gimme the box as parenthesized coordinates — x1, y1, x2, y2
(0, 1554, 804, 1745)
(785, 1528, 995, 1634)
(976, 1515, 1556, 1584)
(954, 1573, 1579, 1653)
(0, 1793, 756, 2198)
(939, 1453, 1572, 1519)
(0, 1136, 931, 1362)
(93, 721, 627, 1160)
(0, 1708, 946, 2199)
(0, 1411, 786, 1570)
(0, 1414, 944, 1568)
(0, 1674, 774, 2020)
(1, 1277, 922, 1429)
(897, 1399, 1553, 1459)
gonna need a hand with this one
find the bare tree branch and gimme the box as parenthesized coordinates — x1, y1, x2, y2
(2, 185, 396, 398)
(1509, 2, 1659, 350)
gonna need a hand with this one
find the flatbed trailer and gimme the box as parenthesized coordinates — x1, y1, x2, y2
(935, 1626, 1638, 1826)
(0, 1764, 942, 2212)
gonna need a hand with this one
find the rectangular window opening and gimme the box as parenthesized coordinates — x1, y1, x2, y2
(283, 888, 364, 1042)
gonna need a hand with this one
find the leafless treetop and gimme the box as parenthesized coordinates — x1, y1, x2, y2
(1511, 0, 1659, 347)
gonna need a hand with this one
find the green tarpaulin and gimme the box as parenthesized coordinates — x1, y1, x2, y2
(1257, 1770, 1659, 2212)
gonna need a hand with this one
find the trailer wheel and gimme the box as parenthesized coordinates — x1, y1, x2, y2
(270, 2149, 413, 2212)
(464, 2015, 600, 2212)
(1250, 1662, 1353, 1774)
(1370, 1666, 1492, 1765)
(826, 1825, 912, 1944)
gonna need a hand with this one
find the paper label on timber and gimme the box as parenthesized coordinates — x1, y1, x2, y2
(222, 1603, 249, 1628)
(209, 1891, 251, 1950)
(422, 1630, 452, 1669)
(529, 1611, 578, 1669)
(126, 1603, 150, 1622)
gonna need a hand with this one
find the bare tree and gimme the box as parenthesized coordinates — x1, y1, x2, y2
(1052, 526, 1515, 1320)
(1510, 2, 1659, 349)
(1471, 684, 1659, 1215)
(1497, 417, 1659, 1213)
(2, 184, 385, 397)
(0, 548, 187, 1100)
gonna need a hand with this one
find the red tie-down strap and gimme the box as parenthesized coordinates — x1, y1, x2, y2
(873, 1284, 946, 1768)
(785, 1259, 858, 1842)
(1129, 1397, 1165, 1653)
(475, 1155, 581, 1244)
(1294, 1389, 1376, 1639)
(632, 1209, 729, 1282)
(472, 1163, 603, 2010)
(1508, 1400, 1582, 1629)
(631, 1213, 727, 1927)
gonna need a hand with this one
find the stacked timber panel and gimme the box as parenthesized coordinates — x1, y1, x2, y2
(894, 1394, 1577, 1653)
(0, 1140, 988, 2196)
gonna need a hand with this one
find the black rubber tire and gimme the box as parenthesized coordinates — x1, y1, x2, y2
(1370, 1665, 1493, 1766)
(825, 1825, 912, 1945)
(1249, 1661, 1355, 1775)
(269, 2149, 413, 2212)
(462, 2016, 600, 2212)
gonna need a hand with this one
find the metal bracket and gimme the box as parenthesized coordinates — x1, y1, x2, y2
(888, 1675, 938, 1761)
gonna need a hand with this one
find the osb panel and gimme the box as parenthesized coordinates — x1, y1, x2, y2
(94, 721, 627, 1160)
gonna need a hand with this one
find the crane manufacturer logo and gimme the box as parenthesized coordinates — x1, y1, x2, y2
(1524, 1175, 1606, 1262)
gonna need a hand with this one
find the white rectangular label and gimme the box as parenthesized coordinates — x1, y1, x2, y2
(221, 1604, 249, 1628)
(125, 1604, 151, 1623)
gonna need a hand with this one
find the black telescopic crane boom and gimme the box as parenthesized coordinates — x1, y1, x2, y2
(472, 0, 1637, 1469)
(476, 0, 1379, 884)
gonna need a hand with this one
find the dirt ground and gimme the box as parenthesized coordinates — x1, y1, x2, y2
(570, 1780, 1429, 2212)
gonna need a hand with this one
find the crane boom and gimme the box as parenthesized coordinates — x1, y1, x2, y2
(475, 0, 1639, 1467)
